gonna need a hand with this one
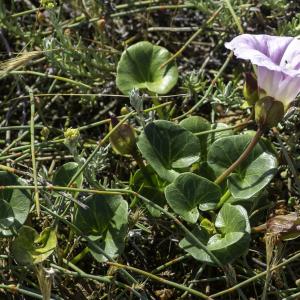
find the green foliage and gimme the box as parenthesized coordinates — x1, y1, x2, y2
(179, 116, 210, 160)
(53, 162, 83, 188)
(12, 226, 57, 265)
(0, 172, 31, 236)
(74, 194, 128, 262)
(165, 172, 221, 223)
(116, 41, 178, 95)
(130, 165, 167, 217)
(179, 204, 250, 264)
(277, 13, 300, 36)
(208, 133, 277, 199)
(137, 120, 201, 182)
(1, 1, 299, 297)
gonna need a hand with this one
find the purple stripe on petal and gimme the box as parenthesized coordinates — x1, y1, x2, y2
(280, 38, 300, 72)
(257, 66, 300, 108)
(226, 34, 300, 107)
(225, 34, 297, 76)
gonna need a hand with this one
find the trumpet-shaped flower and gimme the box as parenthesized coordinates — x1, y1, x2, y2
(225, 34, 300, 110)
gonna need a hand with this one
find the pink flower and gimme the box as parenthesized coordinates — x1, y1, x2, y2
(225, 34, 300, 110)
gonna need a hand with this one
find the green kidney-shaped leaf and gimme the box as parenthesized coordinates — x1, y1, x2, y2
(116, 41, 178, 95)
(74, 194, 128, 262)
(179, 204, 250, 265)
(208, 132, 277, 199)
(215, 203, 250, 234)
(12, 226, 57, 265)
(0, 172, 31, 236)
(228, 152, 277, 199)
(137, 120, 201, 182)
(165, 172, 221, 223)
(88, 199, 128, 262)
(74, 194, 123, 235)
(53, 162, 83, 191)
(179, 116, 211, 161)
(206, 231, 249, 264)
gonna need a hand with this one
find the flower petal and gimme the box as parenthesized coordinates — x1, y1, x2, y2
(257, 66, 300, 107)
(225, 34, 295, 75)
(280, 37, 300, 75)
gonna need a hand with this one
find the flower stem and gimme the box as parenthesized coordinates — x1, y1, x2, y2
(214, 127, 263, 185)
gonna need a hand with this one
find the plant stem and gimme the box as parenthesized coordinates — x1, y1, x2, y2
(151, 254, 191, 274)
(0, 185, 124, 196)
(11, 71, 91, 89)
(27, 87, 40, 217)
(131, 149, 157, 193)
(39, 205, 141, 289)
(159, 5, 223, 69)
(70, 247, 90, 265)
(51, 260, 142, 298)
(174, 51, 233, 120)
(0, 284, 62, 300)
(216, 189, 231, 208)
(214, 127, 263, 185)
(107, 262, 212, 299)
(151, 94, 164, 119)
(223, 0, 244, 33)
(120, 190, 223, 268)
(209, 251, 300, 298)
(67, 111, 134, 187)
(195, 120, 254, 136)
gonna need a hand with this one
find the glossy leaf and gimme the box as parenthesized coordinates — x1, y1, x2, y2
(215, 203, 251, 234)
(116, 41, 178, 95)
(165, 172, 221, 223)
(74, 194, 128, 262)
(137, 120, 201, 182)
(0, 172, 31, 236)
(12, 226, 57, 265)
(208, 132, 277, 199)
(180, 116, 210, 160)
(179, 204, 250, 265)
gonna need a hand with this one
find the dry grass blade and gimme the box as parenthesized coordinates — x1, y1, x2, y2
(0, 51, 42, 78)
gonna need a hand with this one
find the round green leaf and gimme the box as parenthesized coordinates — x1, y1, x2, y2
(179, 204, 250, 265)
(208, 132, 277, 199)
(0, 172, 31, 236)
(165, 172, 221, 223)
(228, 152, 277, 199)
(206, 232, 249, 264)
(53, 162, 83, 189)
(215, 203, 250, 234)
(137, 120, 201, 182)
(74, 194, 128, 262)
(12, 226, 57, 265)
(74, 194, 123, 235)
(88, 199, 128, 262)
(180, 116, 211, 161)
(116, 41, 178, 95)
